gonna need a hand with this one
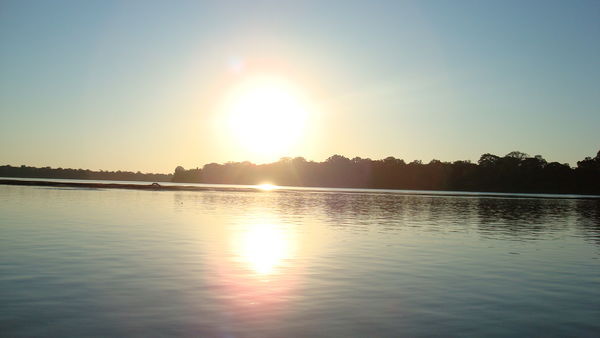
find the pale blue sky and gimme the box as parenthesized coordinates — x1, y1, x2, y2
(1, 0, 598, 172)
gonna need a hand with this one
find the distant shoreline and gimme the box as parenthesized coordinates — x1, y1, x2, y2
(0, 178, 253, 193)
(4, 150, 600, 195)
(2, 178, 599, 200)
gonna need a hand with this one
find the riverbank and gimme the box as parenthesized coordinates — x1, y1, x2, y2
(2, 178, 599, 200)
(0, 179, 252, 193)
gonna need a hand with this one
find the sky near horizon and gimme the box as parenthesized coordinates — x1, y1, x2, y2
(1, 0, 599, 173)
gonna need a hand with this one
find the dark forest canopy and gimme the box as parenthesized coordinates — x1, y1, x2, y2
(172, 150, 600, 194)
(0, 165, 172, 182)
(2, 150, 599, 194)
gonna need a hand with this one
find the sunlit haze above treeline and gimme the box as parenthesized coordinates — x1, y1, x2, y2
(1, 1, 599, 172)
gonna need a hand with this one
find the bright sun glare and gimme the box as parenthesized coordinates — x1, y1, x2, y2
(257, 183, 277, 191)
(234, 223, 294, 275)
(225, 76, 310, 158)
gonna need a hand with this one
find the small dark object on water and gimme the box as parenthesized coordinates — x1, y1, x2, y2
(151, 182, 161, 188)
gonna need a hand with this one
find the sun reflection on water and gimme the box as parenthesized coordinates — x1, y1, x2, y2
(233, 222, 295, 275)
(204, 212, 305, 321)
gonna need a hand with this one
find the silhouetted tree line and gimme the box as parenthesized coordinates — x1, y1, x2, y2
(0, 165, 172, 182)
(3, 150, 599, 194)
(172, 150, 600, 194)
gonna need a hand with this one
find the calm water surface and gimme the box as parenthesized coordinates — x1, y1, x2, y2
(1, 185, 599, 337)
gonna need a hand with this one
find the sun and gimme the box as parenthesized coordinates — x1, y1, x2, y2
(224, 76, 310, 159)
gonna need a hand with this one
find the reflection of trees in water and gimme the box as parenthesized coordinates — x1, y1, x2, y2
(475, 198, 577, 240)
(273, 191, 322, 216)
(320, 193, 383, 230)
(172, 190, 327, 222)
(319, 193, 481, 233)
(574, 200, 600, 246)
(319, 193, 600, 245)
(171, 190, 600, 246)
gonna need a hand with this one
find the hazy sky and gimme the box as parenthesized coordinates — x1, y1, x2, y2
(1, 0, 599, 172)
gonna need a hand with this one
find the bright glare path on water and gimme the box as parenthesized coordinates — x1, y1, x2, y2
(232, 220, 295, 275)
(0, 185, 599, 337)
